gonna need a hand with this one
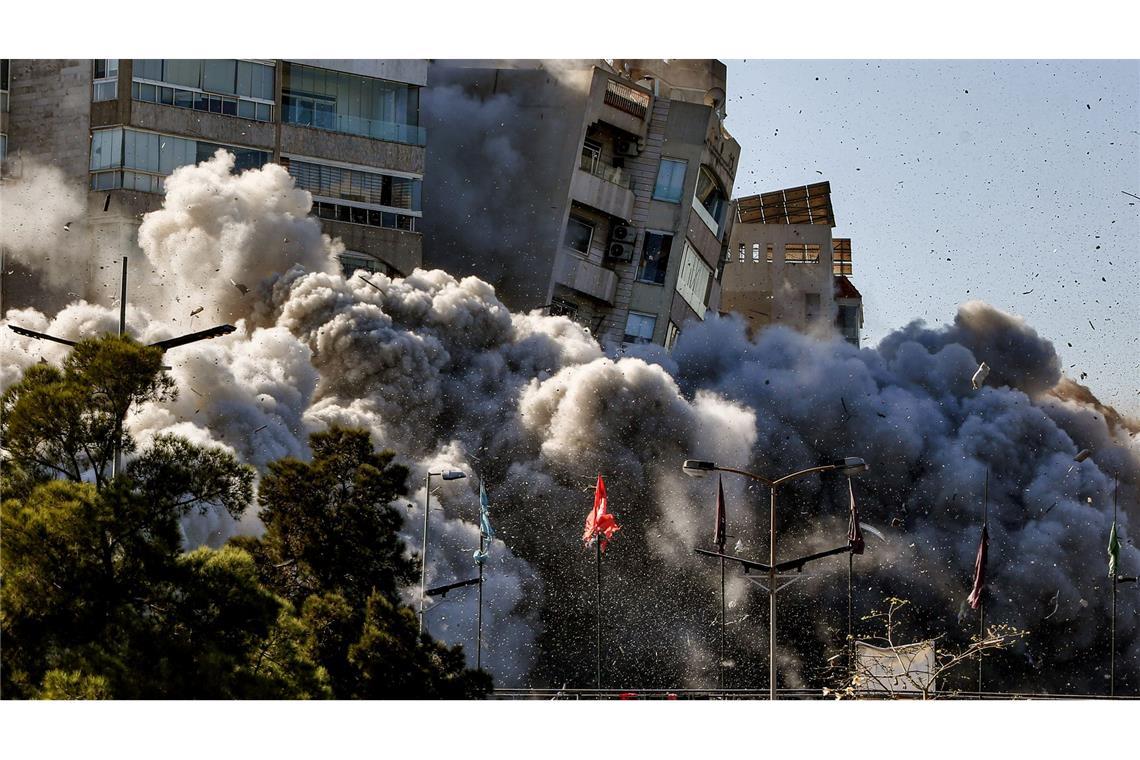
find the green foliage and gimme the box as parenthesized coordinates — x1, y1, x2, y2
(1, 337, 486, 699)
(244, 427, 414, 609)
(1, 335, 174, 489)
(38, 670, 112, 700)
(238, 427, 490, 698)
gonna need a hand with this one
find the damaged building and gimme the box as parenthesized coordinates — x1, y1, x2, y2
(423, 59, 740, 349)
(0, 59, 426, 311)
(720, 181, 864, 346)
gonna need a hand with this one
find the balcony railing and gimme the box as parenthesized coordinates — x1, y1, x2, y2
(282, 96, 426, 146)
(604, 80, 650, 119)
(578, 154, 632, 189)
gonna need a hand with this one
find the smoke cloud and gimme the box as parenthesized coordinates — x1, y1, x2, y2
(2, 152, 1136, 692)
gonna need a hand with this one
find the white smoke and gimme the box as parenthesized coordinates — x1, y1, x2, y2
(0, 160, 88, 296)
(2, 152, 1136, 692)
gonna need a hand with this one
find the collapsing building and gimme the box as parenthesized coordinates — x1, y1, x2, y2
(719, 181, 863, 346)
(423, 59, 740, 349)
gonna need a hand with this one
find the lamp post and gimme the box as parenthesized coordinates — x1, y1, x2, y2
(418, 469, 467, 635)
(683, 456, 868, 700)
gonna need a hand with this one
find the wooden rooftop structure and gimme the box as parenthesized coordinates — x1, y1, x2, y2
(735, 182, 835, 227)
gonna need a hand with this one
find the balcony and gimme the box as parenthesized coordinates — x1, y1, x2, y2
(555, 252, 618, 305)
(571, 159, 636, 221)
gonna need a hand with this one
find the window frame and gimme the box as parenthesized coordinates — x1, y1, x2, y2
(653, 157, 687, 203)
(564, 215, 595, 257)
(623, 311, 658, 345)
(636, 230, 673, 285)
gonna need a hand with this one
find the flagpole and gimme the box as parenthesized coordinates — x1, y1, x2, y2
(848, 550, 854, 679)
(1111, 473, 1117, 697)
(720, 554, 726, 692)
(477, 531, 485, 671)
(596, 534, 602, 691)
(979, 467, 988, 697)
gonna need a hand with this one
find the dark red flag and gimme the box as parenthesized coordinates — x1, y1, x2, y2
(583, 474, 620, 551)
(966, 523, 988, 610)
(847, 478, 864, 555)
(714, 475, 727, 550)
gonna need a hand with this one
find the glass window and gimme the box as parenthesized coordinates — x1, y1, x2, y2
(90, 128, 122, 171)
(564, 216, 593, 255)
(202, 60, 237, 95)
(163, 60, 200, 88)
(281, 62, 423, 144)
(693, 166, 726, 235)
(637, 232, 672, 285)
(675, 241, 712, 318)
(624, 312, 657, 345)
(665, 321, 680, 351)
(135, 59, 163, 81)
(653, 158, 686, 203)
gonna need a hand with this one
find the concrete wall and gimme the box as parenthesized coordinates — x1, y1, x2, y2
(131, 101, 276, 149)
(280, 124, 424, 175)
(319, 220, 421, 277)
(288, 59, 427, 87)
(722, 221, 835, 336)
(5, 59, 91, 184)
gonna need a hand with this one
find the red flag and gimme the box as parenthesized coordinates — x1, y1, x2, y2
(583, 474, 620, 551)
(966, 524, 988, 610)
(847, 478, 864, 555)
(714, 475, 727, 550)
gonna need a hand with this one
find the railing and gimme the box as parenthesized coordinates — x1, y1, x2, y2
(282, 96, 426, 146)
(578, 154, 632, 189)
(604, 79, 650, 119)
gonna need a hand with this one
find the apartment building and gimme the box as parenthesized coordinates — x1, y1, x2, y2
(720, 182, 863, 346)
(1, 59, 426, 310)
(423, 59, 740, 349)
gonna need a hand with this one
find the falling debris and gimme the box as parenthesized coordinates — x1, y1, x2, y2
(190, 306, 204, 317)
(63, 223, 72, 232)
(253, 424, 268, 433)
(971, 361, 990, 390)
(230, 279, 249, 295)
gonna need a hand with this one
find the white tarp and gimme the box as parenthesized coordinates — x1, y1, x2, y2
(854, 640, 937, 695)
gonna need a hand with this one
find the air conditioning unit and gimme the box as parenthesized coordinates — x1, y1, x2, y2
(615, 137, 641, 157)
(607, 242, 635, 261)
(610, 224, 635, 242)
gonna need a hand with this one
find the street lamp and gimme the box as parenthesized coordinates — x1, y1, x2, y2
(683, 456, 869, 700)
(418, 469, 467, 634)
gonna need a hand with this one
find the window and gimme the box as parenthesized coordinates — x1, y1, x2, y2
(1, 59, 8, 114)
(549, 298, 579, 320)
(767, 243, 774, 262)
(664, 321, 681, 351)
(636, 232, 672, 285)
(692, 166, 727, 236)
(92, 59, 118, 102)
(653, 158, 686, 203)
(564, 216, 594, 255)
(624, 312, 657, 345)
(675, 241, 713, 319)
(0, 134, 7, 163)
(284, 158, 422, 212)
(89, 127, 269, 192)
(752, 243, 760, 262)
(581, 139, 602, 174)
(738, 243, 745, 262)
(133, 60, 274, 122)
(281, 62, 424, 146)
(785, 243, 822, 263)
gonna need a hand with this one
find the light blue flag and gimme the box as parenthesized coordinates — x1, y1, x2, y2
(474, 481, 495, 565)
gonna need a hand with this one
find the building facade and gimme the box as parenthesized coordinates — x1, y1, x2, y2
(721, 182, 863, 346)
(1, 59, 426, 311)
(423, 59, 740, 349)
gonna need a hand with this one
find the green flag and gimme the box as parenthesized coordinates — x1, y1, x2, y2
(1108, 521, 1120, 579)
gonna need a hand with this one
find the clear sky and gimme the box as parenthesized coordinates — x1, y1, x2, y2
(724, 60, 1139, 416)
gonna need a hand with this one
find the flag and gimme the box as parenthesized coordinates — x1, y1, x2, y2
(847, 478, 865, 555)
(714, 475, 727, 550)
(474, 481, 494, 565)
(966, 523, 988, 610)
(583, 474, 620, 551)
(1108, 520, 1120, 579)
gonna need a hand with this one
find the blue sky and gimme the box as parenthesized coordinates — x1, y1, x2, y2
(724, 60, 1138, 415)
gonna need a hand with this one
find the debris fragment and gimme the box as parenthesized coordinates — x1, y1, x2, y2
(971, 361, 990, 390)
(190, 306, 203, 317)
(230, 279, 249, 295)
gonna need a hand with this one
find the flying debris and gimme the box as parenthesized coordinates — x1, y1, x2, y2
(230, 279, 249, 295)
(190, 306, 204, 317)
(1043, 590, 1060, 620)
(971, 361, 990, 390)
(63, 222, 71, 232)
